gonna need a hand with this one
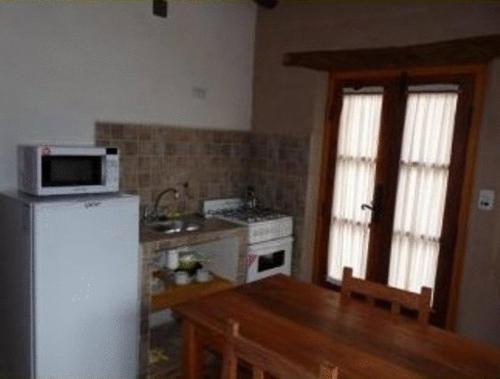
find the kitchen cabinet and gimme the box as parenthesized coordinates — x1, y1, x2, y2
(139, 217, 247, 378)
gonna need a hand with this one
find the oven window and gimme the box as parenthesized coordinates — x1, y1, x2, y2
(42, 156, 102, 187)
(258, 250, 285, 272)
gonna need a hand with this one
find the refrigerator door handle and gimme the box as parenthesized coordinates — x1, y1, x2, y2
(84, 201, 101, 209)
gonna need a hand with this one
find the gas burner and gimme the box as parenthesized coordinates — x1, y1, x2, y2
(211, 207, 285, 223)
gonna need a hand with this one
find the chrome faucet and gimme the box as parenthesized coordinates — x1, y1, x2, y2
(144, 187, 180, 222)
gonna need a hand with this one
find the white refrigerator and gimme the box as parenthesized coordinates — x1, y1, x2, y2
(0, 191, 140, 379)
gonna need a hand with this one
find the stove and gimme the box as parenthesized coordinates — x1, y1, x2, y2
(203, 198, 294, 282)
(203, 198, 293, 244)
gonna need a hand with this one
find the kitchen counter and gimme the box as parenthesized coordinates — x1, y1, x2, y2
(140, 216, 247, 248)
(138, 216, 247, 378)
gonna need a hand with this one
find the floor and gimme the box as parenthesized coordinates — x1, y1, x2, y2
(150, 319, 223, 379)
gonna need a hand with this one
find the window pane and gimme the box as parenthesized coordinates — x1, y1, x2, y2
(388, 92, 458, 294)
(327, 92, 383, 282)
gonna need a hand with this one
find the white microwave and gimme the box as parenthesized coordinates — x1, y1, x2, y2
(18, 145, 120, 196)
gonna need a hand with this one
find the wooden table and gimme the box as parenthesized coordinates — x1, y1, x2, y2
(173, 275, 500, 379)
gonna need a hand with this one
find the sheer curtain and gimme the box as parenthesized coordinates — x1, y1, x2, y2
(327, 91, 383, 282)
(388, 89, 459, 294)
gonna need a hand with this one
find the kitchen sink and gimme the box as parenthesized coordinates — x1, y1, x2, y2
(146, 219, 201, 234)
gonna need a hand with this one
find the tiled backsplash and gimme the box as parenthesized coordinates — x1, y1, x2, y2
(248, 133, 309, 214)
(95, 122, 250, 215)
(95, 122, 310, 276)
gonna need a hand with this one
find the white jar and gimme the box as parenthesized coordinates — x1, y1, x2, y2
(166, 250, 179, 270)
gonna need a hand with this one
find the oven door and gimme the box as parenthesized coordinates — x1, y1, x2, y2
(246, 236, 293, 283)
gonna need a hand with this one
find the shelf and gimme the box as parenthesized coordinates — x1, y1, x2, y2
(151, 271, 235, 312)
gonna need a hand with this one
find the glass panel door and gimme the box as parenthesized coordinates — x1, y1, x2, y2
(327, 89, 384, 282)
(319, 71, 476, 326)
(388, 87, 459, 294)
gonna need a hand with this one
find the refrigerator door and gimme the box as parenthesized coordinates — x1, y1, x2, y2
(33, 195, 139, 379)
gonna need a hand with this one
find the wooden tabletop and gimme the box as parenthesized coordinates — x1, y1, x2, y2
(174, 275, 500, 379)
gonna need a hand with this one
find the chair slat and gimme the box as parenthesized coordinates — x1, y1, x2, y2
(320, 363, 339, 379)
(222, 319, 338, 379)
(341, 267, 432, 325)
(252, 367, 265, 379)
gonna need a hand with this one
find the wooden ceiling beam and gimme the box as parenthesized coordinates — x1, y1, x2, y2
(283, 34, 500, 72)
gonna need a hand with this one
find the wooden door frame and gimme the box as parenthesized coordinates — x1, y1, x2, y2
(312, 65, 486, 329)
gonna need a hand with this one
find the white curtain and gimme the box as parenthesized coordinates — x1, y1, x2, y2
(388, 91, 458, 294)
(327, 92, 383, 282)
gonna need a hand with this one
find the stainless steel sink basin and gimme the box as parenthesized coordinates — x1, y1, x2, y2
(147, 219, 201, 234)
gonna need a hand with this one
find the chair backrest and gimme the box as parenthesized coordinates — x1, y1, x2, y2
(222, 320, 338, 379)
(340, 267, 432, 325)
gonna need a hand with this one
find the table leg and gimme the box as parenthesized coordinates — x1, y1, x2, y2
(182, 319, 203, 379)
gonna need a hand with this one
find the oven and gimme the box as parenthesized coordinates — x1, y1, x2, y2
(246, 236, 293, 283)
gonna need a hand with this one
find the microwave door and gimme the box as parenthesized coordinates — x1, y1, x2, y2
(41, 156, 104, 188)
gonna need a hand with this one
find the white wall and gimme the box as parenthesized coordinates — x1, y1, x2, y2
(0, 1, 256, 189)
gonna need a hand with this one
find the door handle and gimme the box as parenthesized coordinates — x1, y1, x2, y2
(361, 203, 374, 211)
(361, 185, 383, 223)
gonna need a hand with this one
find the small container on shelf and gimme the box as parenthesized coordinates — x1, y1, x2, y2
(166, 249, 179, 270)
(195, 268, 213, 283)
(174, 271, 191, 286)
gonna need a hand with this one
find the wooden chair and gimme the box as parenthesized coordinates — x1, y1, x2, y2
(340, 267, 432, 325)
(222, 320, 338, 379)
